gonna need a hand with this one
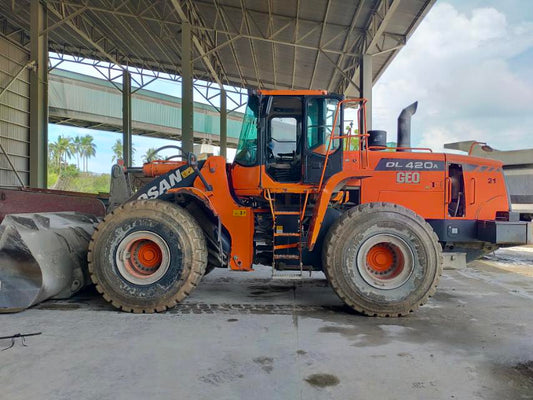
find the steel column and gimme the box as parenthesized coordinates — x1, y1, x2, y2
(122, 71, 132, 167)
(220, 89, 227, 159)
(360, 54, 372, 131)
(29, 0, 48, 188)
(181, 21, 194, 154)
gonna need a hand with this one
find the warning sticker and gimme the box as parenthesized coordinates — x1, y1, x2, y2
(181, 167, 194, 178)
(233, 210, 247, 217)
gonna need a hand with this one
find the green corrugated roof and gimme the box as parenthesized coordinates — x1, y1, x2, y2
(49, 69, 244, 139)
(51, 69, 242, 114)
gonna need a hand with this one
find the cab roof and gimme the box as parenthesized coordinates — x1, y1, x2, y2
(256, 90, 328, 96)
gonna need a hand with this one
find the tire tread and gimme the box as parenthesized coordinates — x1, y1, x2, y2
(322, 202, 443, 317)
(88, 200, 207, 313)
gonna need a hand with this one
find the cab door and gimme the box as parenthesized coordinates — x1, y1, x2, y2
(303, 96, 343, 184)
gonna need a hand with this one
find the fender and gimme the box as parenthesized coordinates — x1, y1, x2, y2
(190, 157, 254, 271)
(132, 157, 254, 271)
(168, 187, 218, 216)
(307, 171, 365, 250)
(178, 157, 255, 271)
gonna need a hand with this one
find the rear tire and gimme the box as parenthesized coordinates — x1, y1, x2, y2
(88, 200, 207, 313)
(322, 202, 442, 316)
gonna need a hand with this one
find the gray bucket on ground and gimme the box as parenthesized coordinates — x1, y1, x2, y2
(0, 212, 99, 312)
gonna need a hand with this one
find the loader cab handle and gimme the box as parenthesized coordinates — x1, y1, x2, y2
(187, 152, 198, 167)
(187, 152, 212, 191)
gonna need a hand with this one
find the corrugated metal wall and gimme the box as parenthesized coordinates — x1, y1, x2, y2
(0, 36, 30, 186)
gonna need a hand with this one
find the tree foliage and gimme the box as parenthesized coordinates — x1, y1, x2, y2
(112, 139, 123, 162)
(48, 134, 96, 174)
(143, 147, 159, 163)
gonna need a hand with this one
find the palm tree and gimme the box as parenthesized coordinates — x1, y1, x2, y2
(72, 136, 83, 170)
(111, 139, 137, 164)
(80, 135, 96, 172)
(48, 142, 59, 170)
(143, 147, 159, 163)
(111, 139, 123, 162)
(54, 136, 74, 173)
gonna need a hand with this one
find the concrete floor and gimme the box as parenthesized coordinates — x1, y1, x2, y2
(1, 250, 533, 400)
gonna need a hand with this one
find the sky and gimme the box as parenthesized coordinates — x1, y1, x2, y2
(49, 1, 533, 173)
(373, 0, 533, 152)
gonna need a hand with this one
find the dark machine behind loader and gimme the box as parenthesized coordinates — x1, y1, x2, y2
(89, 90, 531, 316)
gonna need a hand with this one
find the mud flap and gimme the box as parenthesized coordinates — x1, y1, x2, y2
(0, 212, 99, 313)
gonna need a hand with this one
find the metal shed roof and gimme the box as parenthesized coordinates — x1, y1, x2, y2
(0, 0, 434, 94)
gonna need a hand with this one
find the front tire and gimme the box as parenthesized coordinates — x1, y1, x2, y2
(323, 202, 442, 316)
(88, 200, 207, 313)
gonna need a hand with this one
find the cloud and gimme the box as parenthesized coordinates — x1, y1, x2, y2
(373, 2, 533, 152)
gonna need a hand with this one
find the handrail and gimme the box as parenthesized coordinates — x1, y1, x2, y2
(467, 141, 487, 156)
(367, 146, 433, 153)
(317, 98, 368, 190)
(342, 133, 369, 151)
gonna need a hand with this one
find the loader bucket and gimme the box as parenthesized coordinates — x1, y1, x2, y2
(0, 212, 99, 313)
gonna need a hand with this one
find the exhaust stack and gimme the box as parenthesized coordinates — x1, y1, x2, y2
(397, 101, 418, 152)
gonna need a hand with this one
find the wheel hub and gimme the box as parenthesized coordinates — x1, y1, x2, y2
(130, 240, 163, 273)
(366, 244, 395, 273)
(116, 231, 171, 285)
(356, 234, 414, 290)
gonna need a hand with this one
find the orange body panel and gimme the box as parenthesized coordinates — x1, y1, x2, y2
(170, 157, 255, 271)
(231, 164, 316, 196)
(307, 150, 511, 249)
(445, 154, 508, 220)
(230, 164, 261, 195)
(360, 151, 446, 219)
(307, 150, 444, 248)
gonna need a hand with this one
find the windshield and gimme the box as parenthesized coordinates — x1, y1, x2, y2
(234, 100, 259, 166)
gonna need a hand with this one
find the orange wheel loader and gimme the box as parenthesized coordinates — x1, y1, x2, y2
(89, 90, 532, 316)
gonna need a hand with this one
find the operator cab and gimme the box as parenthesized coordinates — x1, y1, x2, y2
(266, 96, 302, 182)
(232, 90, 344, 190)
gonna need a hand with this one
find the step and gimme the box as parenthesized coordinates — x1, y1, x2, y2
(273, 232, 300, 237)
(273, 243, 300, 250)
(271, 269, 304, 280)
(273, 211, 300, 216)
(272, 273, 304, 280)
(273, 254, 300, 260)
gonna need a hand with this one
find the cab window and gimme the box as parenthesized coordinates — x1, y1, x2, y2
(234, 101, 258, 166)
(307, 98, 340, 154)
(270, 117, 297, 157)
(265, 96, 302, 182)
